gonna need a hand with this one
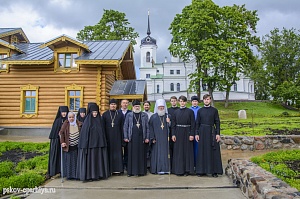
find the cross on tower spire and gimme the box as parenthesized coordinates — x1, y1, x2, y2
(147, 10, 151, 36)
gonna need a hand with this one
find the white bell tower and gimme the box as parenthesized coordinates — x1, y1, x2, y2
(140, 11, 157, 68)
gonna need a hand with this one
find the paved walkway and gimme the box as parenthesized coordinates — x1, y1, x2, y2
(26, 174, 244, 199)
(0, 135, 273, 199)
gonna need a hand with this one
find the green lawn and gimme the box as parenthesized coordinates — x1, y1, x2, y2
(146, 101, 300, 136)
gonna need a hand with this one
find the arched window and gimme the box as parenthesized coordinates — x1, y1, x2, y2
(177, 83, 180, 91)
(146, 52, 150, 62)
(157, 85, 160, 93)
(170, 83, 174, 91)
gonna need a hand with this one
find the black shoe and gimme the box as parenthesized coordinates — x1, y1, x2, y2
(197, 173, 207, 177)
(212, 174, 218, 178)
(177, 174, 184, 176)
(127, 174, 132, 177)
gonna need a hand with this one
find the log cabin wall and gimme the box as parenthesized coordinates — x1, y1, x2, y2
(0, 65, 99, 127)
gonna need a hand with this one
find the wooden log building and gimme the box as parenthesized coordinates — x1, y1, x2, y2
(0, 28, 145, 134)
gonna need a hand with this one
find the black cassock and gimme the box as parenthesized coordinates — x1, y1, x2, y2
(77, 106, 109, 181)
(167, 107, 179, 170)
(102, 110, 124, 174)
(149, 113, 170, 174)
(195, 106, 223, 175)
(128, 113, 147, 176)
(48, 106, 68, 177)
(171, 107, 195, 175)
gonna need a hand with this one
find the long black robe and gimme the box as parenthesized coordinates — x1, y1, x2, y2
(102, 110, 124, 174)
(76, 107, 109, 181)
(195, 106, 223, 175)
(167, 106, 179, 170)
(127, 113, 147, 176)
(171, 107, 195, 175)
(118, 109, 132, 170)
(149, 113, 170, 174)
(48, 106, 68, 177)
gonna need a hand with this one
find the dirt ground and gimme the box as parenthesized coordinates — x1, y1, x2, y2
(0, 149, 43, 164)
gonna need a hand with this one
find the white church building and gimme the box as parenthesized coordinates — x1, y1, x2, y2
(139, 14, 255, 101)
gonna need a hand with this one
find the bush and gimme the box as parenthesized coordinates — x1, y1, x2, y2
(9, 172, 45, 189)
(280, 111, 290, 117)
(16, 154, 48, 175)
(0, 161, 15, 178)
(251, 150, 300, 191)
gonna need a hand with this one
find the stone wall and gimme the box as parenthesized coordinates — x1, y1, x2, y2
(220, 135, 300, 151)
(225, 159, 300, 199)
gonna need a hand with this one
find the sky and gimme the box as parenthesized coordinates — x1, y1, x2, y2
(1, 0, 300, 77)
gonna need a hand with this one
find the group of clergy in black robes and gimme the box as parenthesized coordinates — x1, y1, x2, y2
(169, 95, 223, 177)
(47, 93, 223, 181)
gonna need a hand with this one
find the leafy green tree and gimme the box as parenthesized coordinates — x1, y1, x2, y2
(77, 9, 139, 48)
(246, 58, 271, 100)
(260, 28, 300, 104)
(168, 0, 259, 107)
(217, 5, 260, 107)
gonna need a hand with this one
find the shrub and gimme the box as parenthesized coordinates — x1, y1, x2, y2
(15, 154, 48, 175)
(0, 161, 15, 178)
(251, 150, 300, 191)
(280, 111, 290, 117)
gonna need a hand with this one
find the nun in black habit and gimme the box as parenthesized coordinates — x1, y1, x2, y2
(77, 108, 86, 123)
(48, 106, 69, 178)
(76, 104, 109, 181)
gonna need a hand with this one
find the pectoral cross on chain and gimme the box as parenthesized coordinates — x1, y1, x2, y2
(111, 122, 114, 127)
(136, 123, 140, 128)
(161, 123, 164, 130)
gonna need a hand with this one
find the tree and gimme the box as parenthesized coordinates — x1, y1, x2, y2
(259, 28, 300, 104)
(168, 0, 259, 107)
(217, 5, 260, 107)
(246, 58, 271, 100)
(77, 9, 139, 49)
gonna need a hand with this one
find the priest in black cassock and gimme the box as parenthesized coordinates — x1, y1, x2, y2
(195, 94, 223, 177)
(123, 99, 149, 177)
(171, 95, 195, 176)
(76, 107, 86, 123)
(48, 106, 69, 178)
(102, 99, 124, 175)
(149, 99, 171, 174)
(77, 104, 109, 181)
(167, 96, 179, 171)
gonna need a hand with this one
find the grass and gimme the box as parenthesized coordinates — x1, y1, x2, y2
(251, 150, 300, 191)
(144, 101, 300, 136)
(0, 142, 49, 197)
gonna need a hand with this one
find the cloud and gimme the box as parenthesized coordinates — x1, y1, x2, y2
(1, 0, 300, 72)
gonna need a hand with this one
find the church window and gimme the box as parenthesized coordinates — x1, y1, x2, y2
(146, 52, 150, 62)
(20, 84, 39, 118)
(177, 83, 180, 91)
(170, 70, 174, 75)
(233, 84, 237, 91)
(176, 70, 180, 74)
(170, 83, 174, 91)
(157, 85, 160, 93)
(202, 83, 208, 91)
(146, 74, 150, 78)
(65, 84, 83, 112)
